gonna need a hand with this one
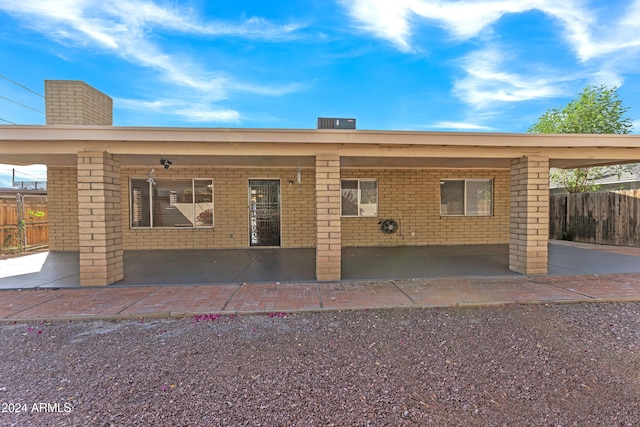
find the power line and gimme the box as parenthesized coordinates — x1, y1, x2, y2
(0, 95, 44, 114)
(0, 117, 17, 124)
(0, 74, 44, 98)
(11, 168, 46, 179)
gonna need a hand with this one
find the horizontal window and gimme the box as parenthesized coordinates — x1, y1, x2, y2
(130, 179, 213, 228)
(341, 179, 378, 217)
(440, 179, 493, 216)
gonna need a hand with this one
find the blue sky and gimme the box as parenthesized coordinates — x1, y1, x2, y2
(1, 0, 640, 186)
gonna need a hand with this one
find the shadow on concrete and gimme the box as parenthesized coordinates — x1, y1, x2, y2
(1, 242, 640, 289)
(120, 248, 316, 286)
(342, 244, 513, 280)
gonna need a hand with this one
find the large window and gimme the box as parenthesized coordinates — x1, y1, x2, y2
(130, 179, 213, 228)
(341, 179, 378, 217)
(440, 179, 493, 216)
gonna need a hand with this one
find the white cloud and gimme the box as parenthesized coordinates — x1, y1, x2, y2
(175, 108, 241, 123)
(340, 0, 593, 54)
(428, 121, 492, 130)
(341, 0, 640, 62)
(115, 98, 174, 111)
(116, 97, 241, 124)
(0, 0, 304, 117)
(410, 1, 542, 40)
(339, 0, 414, 51)
(453, 48, 567, 108)
(339, 0, 612, 112)
(102, 2, 303, 38)
(590, 70, 624, 88)
(339, 0, 640, 123)
(231, 82, 308, 97)
(580, 0, 640, 60)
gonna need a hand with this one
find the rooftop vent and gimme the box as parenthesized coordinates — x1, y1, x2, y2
(317, 117, 356, 129)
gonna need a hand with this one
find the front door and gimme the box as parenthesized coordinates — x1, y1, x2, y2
(249, 179, 281, 246)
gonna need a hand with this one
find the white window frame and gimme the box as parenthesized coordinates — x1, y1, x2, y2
(440, 178, 493, 217)
(129, 178, 214, 228)
(340, 178, 378, 217)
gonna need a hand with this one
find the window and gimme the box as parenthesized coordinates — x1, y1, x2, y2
(341, 179, 378, 217)
(130, 179, 213, 228)
(440, 179, 492, 216)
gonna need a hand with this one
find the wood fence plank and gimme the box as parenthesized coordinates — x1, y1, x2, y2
(549, 189, 640, 247)
(0, 200, 49, 252)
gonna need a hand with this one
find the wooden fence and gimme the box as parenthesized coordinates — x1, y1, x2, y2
(0, 196, 48, 253)
(550, 190, 640, 247)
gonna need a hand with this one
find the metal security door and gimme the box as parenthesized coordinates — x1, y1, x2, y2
(249, 180, 281, 246)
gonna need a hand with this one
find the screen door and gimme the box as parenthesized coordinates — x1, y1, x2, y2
(249, 179, 281, 246)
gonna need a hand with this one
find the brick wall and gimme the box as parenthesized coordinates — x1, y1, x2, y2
(509, 156, 549, 274)
(341, 169, 510, 247)
(281, 170, 316, 247)
(48, 165, 509, 254)
(47, 166, 79, 250)
(45, 80, 112, 125)
(120, 167, 316, 249)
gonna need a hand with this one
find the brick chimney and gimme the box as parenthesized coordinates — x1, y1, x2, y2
(44, 80, 113, 125)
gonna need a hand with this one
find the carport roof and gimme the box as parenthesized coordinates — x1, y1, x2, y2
(1, 125, 640, 169)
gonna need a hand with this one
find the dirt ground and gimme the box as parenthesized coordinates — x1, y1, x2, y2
(1, 302, 639, 426)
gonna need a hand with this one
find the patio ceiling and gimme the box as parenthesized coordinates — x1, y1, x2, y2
(1, 152, 636, 170)
(0, 154, 515, 169)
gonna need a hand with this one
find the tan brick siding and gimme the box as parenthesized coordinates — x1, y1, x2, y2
(45, 80, 112, 125)
(341, 169, 510, 247)
(47, 166, 79, 251)
(509, 156, 549, 274)
(120, 167, 316, 249)
(49, 165, 510, 253)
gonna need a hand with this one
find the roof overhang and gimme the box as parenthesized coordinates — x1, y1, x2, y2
(1, 125, 639, 169)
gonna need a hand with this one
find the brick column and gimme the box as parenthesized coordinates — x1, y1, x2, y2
(509, 155, 549, 274)
(77, 152, 123, 286)
(316, 154, 341, 281)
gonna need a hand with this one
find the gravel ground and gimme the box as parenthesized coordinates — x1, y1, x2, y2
(1, 302, 640, 426)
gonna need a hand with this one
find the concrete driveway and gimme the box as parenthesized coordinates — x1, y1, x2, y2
(1, 241, 640, 289)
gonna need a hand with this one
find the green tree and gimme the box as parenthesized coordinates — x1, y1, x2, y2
(528, 85, 634, 192)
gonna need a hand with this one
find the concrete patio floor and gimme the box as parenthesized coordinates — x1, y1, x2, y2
(1, 241, 640, 322)
(2, 241, 640, 290)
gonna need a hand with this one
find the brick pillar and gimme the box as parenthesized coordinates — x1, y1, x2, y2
(77, 152, 123, 286)
(316, 154, 341, 281)
(509, 155, 549, 274)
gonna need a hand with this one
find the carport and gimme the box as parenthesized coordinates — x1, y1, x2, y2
(2, 81, 640, 288)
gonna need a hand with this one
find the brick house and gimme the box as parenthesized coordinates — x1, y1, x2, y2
(1, 80, 639, 286)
